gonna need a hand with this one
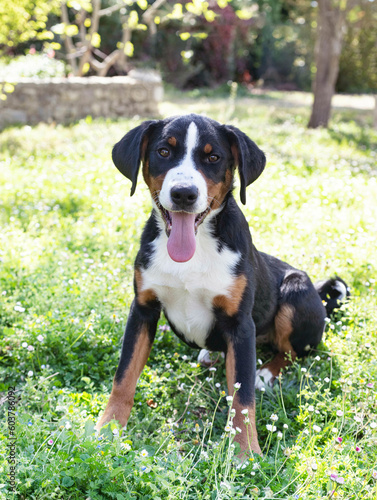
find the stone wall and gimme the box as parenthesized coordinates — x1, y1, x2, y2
(0, 71, 163, 128)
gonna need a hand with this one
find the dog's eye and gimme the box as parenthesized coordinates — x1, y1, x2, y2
(208, 154, 220, 163)
(158, 148, 170, 158)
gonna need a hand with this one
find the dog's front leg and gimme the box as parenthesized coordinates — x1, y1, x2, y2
(96, 298, 160, 431)
(226, 320, 262, 457)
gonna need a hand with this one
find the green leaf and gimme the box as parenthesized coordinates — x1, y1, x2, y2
(124, 41, 134, 57)
(236, 9, 254, 20)
(62, 476, 74, 487)
(128, 11, 139, 29)
(137, 0, 148, 9)
(110, 466, 125, 478)
(84, 420, 95, 437)
(179, 32, 191, 41)
(91, 32, 101, 48)
(65, 24, 79, 37)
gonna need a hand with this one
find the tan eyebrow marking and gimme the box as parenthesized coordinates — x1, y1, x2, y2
(204, 143, 213, 154)
(168, 137, 177, 147)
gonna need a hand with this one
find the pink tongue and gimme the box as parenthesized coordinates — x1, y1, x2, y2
(167, 212, 196, 262)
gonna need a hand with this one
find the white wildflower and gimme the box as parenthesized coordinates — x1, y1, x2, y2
(266, 424, 276, 432)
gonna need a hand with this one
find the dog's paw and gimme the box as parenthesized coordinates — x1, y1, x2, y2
(255, 368, 274, 390)
(197, 349, 224, 367)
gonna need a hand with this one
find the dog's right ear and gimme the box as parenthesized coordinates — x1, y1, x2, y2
(112, 120, 158, 196)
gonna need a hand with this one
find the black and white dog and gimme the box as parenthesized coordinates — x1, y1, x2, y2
(96, 114, 348, 455)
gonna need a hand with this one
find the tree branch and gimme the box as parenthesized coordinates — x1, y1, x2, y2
(61, 1, 78, 74)
(142, 0, 167, 23)
(98, 2, 125, 17)
(90, 50, 121, 76)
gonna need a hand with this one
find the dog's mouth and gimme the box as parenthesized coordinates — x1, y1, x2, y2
(158, 204, 211, 237)
(153, 195, 212, 263)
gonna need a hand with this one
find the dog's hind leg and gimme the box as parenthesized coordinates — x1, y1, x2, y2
(255, 304, 297, 389)
(255, 270, 326, 389)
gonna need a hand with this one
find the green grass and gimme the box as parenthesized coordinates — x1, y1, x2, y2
(0, 91, 377, 499)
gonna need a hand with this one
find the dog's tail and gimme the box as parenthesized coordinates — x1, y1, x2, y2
(314, 277, 350, 317)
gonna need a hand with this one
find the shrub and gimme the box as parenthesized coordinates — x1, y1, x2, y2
(0, 53, 66, 80)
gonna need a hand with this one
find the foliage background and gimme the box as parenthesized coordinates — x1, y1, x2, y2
(1, 0, 376, 93)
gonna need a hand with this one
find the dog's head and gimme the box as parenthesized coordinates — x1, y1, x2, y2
(112, 114, 266, 262)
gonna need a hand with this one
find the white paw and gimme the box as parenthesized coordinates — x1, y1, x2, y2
(255, 368, 274, 390)
(197, 349, 223, 367)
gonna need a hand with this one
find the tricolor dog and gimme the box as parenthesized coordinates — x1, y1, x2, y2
(96, 114, 348, 455)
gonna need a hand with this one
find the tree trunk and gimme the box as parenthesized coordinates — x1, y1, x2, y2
(308, 0, 346, 128)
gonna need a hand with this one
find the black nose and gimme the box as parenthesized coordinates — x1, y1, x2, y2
(170, 185, 199, 209)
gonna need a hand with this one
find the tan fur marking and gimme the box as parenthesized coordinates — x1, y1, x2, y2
(95, 327, 152, 430)
(226, 343, 261, 456)
(203, 169, 233, 209)
(142, 158, 166, 197)
(213, 274, 247, 316)
(134, 269, 157, 306)
(259, 304, 297, 381)
(274, 304, 295, 353)
(204, 143, 212, 154)
(168, 136, 177, 147)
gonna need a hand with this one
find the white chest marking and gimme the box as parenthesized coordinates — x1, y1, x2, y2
(140, 220, 241, 348)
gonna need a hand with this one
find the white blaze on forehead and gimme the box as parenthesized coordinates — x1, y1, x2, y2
(159, 121, 208, 213)
(185, 122, 199, 158)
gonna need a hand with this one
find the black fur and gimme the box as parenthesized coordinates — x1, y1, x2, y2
(223, 125, 266, 204)
(112, 120, 157, 196)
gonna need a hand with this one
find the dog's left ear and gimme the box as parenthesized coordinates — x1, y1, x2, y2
(223, 125, 266, 205)
(112, 120, 158, 196)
